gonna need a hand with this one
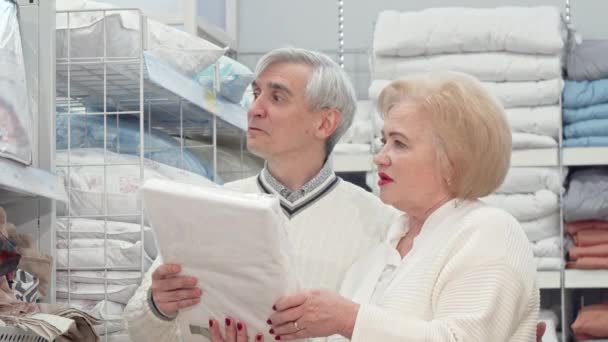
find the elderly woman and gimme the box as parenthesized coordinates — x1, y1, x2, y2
(211, 71, 540, 342)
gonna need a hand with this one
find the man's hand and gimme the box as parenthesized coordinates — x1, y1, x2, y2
(151, 264, 202, 317)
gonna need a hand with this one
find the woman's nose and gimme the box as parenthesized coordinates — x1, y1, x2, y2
(373, 149, 390, 167)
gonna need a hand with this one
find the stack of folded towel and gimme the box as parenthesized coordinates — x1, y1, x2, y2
(481, 167, 565, 271)
(563, 39, 608, 147)
(369, 6, 566, 153)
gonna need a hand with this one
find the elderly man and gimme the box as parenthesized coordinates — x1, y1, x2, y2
(124, 47, 399, 342)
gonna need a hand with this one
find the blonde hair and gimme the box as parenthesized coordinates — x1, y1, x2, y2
(377, 71, 512, 200)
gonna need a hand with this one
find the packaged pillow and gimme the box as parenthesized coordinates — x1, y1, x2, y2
(194, 56, 255, 104)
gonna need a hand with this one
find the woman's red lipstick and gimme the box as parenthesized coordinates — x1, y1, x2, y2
(378, 172, 394, 186)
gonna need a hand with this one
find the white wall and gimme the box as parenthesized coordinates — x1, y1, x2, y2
(237, 0, 608, 98)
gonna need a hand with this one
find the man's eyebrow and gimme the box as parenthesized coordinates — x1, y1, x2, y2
(267, 82, 293, 96)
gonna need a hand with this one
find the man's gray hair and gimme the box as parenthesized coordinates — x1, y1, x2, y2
(255, 47, 357, 155)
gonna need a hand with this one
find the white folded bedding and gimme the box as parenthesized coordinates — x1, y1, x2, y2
(369, 79, 563, 109)
(57, 299, 125, 335)
(532, 236, 561, 258)
(497, 167, 564, 194)
(481, 189, 558, 221)
(56, 280, 138, 305)
(372, 53, 562, 82)
(56, 239, 152, 270)
(534, 257, 563, 270)
(373, 7, 565, 57)
(521, 212, 560, 242)
(512, 132, 557, 150)
(57, 270, 142, 285)
(505, 106, 561, 139)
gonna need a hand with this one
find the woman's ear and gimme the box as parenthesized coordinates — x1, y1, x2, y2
(315, 108, 342, 140)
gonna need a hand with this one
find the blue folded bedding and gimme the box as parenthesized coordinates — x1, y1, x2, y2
(564, 119, 608, 139)
(563, 79, 608, 109)
(563, 103, 608, 125)
(567, 40, 608, 81)
(564, 137, 608, 147)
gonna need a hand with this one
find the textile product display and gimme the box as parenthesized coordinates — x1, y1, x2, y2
(0, 312, 74, 341)
(38, 304, 102, 342)
(520, 212, 560, 242)
(142, 178, 300, 342)
(564, 136, 608, 147)
(564, 119, 608, 139)
(369, 79, 563, 109)
(533, 257, 563, 270)
(497, 167, 563, 195)
(373, 53, 561, 82)
(480, 189, 558, 222)
(56, 280, 138, 305)
(57, 299, 126, 335)
(0, 0, 33, 165)
(566, 220, 608, 235)
(55, 115, 216, 180)
(504, 106, 561, 139)
(56, 239, 152, 269)
(57, 271, 141, 285)
(532, 236, 564, 258)
(572, 230, 608, 247)
(563, 103, 608, 125)
(193, 56, 255, 104)
(56, 218, 157, 259)
(564, 168, 608, 222)
(12, 270, 39, 304)
(372, 7, 565, 57)
(563, 79, 608, 109)
(569, 244, 608, 260)
(56, 0, 224, 78)
(512, 133, 557, 150)
(572, 304, 608, 340)
(56, 148, 217, 223)
(567, 39, 608, 81)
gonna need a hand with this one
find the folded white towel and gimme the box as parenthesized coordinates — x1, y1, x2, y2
(534, 257, 563, 270)
(481, 189, 558, 221)
(497, 167, 564, 195)
(505, 106, 562, 139)
(373, 7, 565, 57)
(521, 212, 560, 242)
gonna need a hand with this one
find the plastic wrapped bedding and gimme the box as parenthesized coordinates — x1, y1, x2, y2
(567, 39, 608, 81)
(57, 270, 141, 285)
(505, 106, 561, 138)
(564, 168, 608, 222)
(56, 218, 157, 259)
(56, 114, 216, 180)
(57, 299, 126, 335)
(55, 148, 217, 223)
(373, 7, 565, 57)
(56, 278, 138, 305)
(194, 56, 255, 104)
(142, 179, 299, 342)
(55, 0, 224, 78)
(497, 167, 564, 195)
(369, 79, 563, 108)
(481, 189, 559, 221)
(564, 119, 608, 139)
(56, 238, 152, 269)
(0, 1, 32, 165)
(563, 79, 608, 109)
(373, 53, 562, 82)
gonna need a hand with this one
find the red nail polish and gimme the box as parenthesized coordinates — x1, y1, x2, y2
(209, 320, 214, 328)
(256, 335, 263, 341)
(266, 319, 272, 325)
(275, 336, 281, 341)
(225, 318, 231, 326)
(269, 329, 274, 334)
(272, 305, 277, 310)
(237, 322, 243, 331)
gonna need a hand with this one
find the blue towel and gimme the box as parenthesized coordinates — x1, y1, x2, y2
(564, 119, 608, 139)
(564, 137, 608, 147)
(563, 79, 608, 109)
(563, 103, 608, 125)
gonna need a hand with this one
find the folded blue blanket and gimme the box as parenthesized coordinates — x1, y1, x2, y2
(563, 79, 608, 109)
(563, 103, 608, 124)
(564, 119, 608, 139)
(564, 137, 608, 147)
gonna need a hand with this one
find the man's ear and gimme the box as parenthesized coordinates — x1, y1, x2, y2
(315, 108, 342, 140)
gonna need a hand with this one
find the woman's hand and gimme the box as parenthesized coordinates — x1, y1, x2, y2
(268, 289, 360, 340)
(209, 317, 264, 342)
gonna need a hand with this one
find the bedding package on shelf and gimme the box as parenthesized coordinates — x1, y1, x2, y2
(368, 6, 567, 271)
(0, 207, 101, 341)
(0, 0, 33, 165)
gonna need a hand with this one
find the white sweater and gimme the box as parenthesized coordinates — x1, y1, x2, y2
(330, 200, 540, 342)
(124, 175, 400, 342)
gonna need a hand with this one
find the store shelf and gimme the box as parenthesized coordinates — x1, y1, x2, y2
(0, 157, 67, 203)
(563, 147, 608, 166)
(538, 270, 561, 289)
(565, 269, 608, 288)
(511, 148, 559, 167)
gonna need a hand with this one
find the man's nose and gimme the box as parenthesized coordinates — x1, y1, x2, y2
(247, 97, 267, 119)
